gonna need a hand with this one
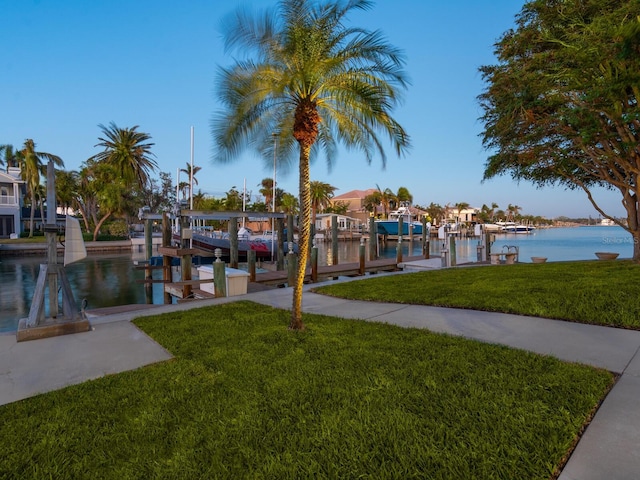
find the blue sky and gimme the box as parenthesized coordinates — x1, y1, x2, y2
(1, 0, 625, 219)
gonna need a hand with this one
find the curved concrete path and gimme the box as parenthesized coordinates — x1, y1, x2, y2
(1, 264, 639, 479)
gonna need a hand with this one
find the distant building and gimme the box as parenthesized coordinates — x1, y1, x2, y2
(0, 167, 25, 238)
(446, 207, 478, 224)
(314, 213, 362, 232)
(330, 189, 377, 218)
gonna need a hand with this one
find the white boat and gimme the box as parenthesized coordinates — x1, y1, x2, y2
(497, 221, 536, 233)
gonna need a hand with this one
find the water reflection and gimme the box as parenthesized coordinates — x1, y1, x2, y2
(0, 253, 168, 333)
(4, 226, 628, 333)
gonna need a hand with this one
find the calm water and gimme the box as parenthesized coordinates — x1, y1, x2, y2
(0, 226, 632, 333)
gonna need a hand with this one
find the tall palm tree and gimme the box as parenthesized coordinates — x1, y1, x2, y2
(213, 0, 409, 330)
(18, 139, 64, 237)
(310, 180, 336, 229)
(90, 122, 158, 191)
(180, 162, 202, 204)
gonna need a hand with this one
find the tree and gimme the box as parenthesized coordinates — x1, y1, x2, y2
(90, 122, 158, 191)
(87, 124, 157, 239)
(280, 192, 300, 215)
(455, 202, 470, 223)
(213, 0, 409, 329)
(259, 178, 275, 210)
(423, 202, 444, 225)
(376, 184, 397, 218)
(396, 186, 413, 206)
(506, 203, 521, 222)
(55, 169, 79, 216)
(0, 144, 21, 170)
(310, 180, 336, 229)
(18, 139, 64, 237)
(180, 162, 202, 202)
(224, 186, 243, 211)
(478, 0, 640, 259)
(363, 190, 382, 215)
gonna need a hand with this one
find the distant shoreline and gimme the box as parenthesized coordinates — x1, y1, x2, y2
(0, 239, 147, 257)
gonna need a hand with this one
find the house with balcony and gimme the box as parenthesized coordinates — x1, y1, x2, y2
(0, 167, 25, 238)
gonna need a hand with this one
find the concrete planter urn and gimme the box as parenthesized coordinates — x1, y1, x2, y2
(595, 252, 619, 260)
(531, 257, 547, 264)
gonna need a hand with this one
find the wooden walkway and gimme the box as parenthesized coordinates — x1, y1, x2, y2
(253, 255, 426, 287)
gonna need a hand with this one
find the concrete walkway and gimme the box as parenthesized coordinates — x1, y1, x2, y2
(1, 259, 639, 479)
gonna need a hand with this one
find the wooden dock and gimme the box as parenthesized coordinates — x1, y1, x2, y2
(253, 255, 425, 287)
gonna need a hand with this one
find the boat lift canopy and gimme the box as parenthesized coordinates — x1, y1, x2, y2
(139, 210, 288, 222)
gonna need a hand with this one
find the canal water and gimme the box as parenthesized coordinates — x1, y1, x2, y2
(0, 226, 633, 333)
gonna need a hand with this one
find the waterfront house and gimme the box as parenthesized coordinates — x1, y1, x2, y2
(0, 167, 25, 238)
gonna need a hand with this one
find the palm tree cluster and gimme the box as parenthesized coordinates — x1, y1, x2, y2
(1, 141, 64, 237)
(3, 123, 162, 240)
(363, 185, 413, 218)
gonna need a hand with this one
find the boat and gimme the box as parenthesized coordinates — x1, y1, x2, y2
(174, 227, 297, 261)
(497, 221, 536, 234)
(375, 206, 429, 236)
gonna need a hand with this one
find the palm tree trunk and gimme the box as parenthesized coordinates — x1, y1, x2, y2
(29, 191, 36, 237)
(290, 146, 312, 330)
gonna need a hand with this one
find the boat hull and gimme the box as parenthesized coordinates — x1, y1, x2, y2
(375, 221, 424, 236)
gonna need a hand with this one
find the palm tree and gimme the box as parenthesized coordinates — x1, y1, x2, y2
(506, 204, 521, 222)
(363, 190, 383, 215)
(90, 122, 158, 191)
(376, 184, 396, 218)
(280, 192, 300, 215)
(180, 162, 202, 204)
(213, 0, 409, 330)
(18, 139, 64, 237)
(310, 180, 336, 230)
(395, 186, 413, 206)
(455, 202, 470, 223)
(0, 144, 22, 170)
(259, 178, 275, 210)
(56, 169, 80, 215)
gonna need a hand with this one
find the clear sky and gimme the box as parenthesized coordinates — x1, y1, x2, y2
(1, 0, 625, 219)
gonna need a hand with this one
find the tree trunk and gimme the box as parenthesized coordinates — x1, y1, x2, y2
(633, 230, 640, 262)
(29, 192, 36, 237)
(290, 145, 311, 331)
(93, 211, 112, 241)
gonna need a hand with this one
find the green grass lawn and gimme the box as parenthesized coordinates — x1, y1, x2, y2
(314, 260, 640, 329)
(0, 302, 613, 479)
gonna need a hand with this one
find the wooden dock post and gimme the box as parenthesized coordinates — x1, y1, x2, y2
(287, 244, 297, 287)
(449, 235, 457, 266)
(422, 216, 429, 259)
(180, 213, 192, 299)
(144, 214, 153, 302)
(248, 250, 256, 282)
(214, 251, 226, 297)
(331, 215, 339, 265)
(229, 217, 239, 269)
(277, 217, 285, 271)
(162, 213, 172, 304)
(369, 215, 376, 260)
(311, 244, 318, 282)
(359, 238, 365, 275)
